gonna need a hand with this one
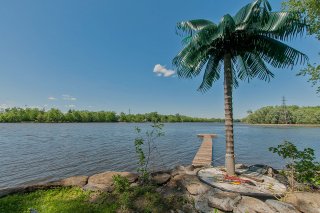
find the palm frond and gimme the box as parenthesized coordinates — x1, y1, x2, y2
(173, 0, 307, 93)
(251, 35, 308, 68)
(233, 0, 262, 25)
(233, 55, 252, 82)
(234, 53, 274, 82)
(232, 65, 239, 88)
(191, 15, 235, 49)
(173, 44, 211, 78)
(245, 53, 275, 81)
(198, 55, 223, 92)
(258, 12, 307, 41)
(176, 19, 216, 37)
(234, 0, 272, 30)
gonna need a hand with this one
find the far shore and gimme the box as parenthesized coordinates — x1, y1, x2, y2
(246, 123, 320, 127)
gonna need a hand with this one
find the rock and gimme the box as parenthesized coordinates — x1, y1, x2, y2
(59, 176, 88, 187)
(247, 164, 279, 177)
(83, 183, 114, 192)
(283, 192, 320, 213)
(0, 187, 23, 198)
(181, 203, 197, 213)
(130, 182, 138, 187)
(83, 171, 138, 192)
(265, 199, 300, 213)
(167, 173, 189, 189)
(207, 191, 241, 212)
(235, 164, 248, 170)
(273, 173, 289, 186)
(234, 196, 277, 213)
(180, 174, 211, 195)
(193, 190, 227, 213)
(186, 182, 211, 195)
(88, 191, 102, 203)
(193, 195, 214, 213)
(30, 208, 38, 213)
(0, 182, 65, 198)
(151, 172, 171, 185)
(171, 165, 202, 177)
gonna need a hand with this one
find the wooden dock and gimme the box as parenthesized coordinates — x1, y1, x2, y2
(192, 134, 216, 166)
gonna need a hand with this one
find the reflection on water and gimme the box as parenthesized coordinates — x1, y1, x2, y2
(0, 123, 319, 189)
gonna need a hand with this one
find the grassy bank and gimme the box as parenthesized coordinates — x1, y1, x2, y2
(246, 123, 320, 127)
(242, 105, 320, 125)
(0, 186, 190, 213)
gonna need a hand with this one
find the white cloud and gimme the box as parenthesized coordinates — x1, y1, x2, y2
(65, 104, 76, 108)
(48, 96, 57, 101)
(62, 94, 77, 101)
(153, 64, 175, 77)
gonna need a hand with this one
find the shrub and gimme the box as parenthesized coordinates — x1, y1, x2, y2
(269, 141, 320, 189)
(134, 122, 164, 184)
(112, 174, 130, 193)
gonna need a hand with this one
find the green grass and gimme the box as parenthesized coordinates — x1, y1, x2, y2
(0, 187, 117, 213)
(0, 186, 190, 213)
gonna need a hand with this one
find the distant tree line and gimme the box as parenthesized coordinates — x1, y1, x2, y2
(0, 108, 227, 123)
(242, 106, 320, 124)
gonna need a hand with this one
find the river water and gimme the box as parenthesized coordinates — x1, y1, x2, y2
(0, 123, 319, 190)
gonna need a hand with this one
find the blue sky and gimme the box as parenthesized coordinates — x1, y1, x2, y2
(0, 0, 319, 118)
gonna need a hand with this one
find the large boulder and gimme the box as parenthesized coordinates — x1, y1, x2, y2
(233, 196, 277, 213)
(207, 191, 241, 212)
(171, 165, 202, 177)
(151, 172, 171, 185)
(186, 182, 211, 196)
(265, 199, 300, 213)
(235, 164, 248, 170)
(283, 192, 320, 213)
(59, 176, 88, 187)
(193, 190, 226, 213)
(180, 174, 211, 195)
(193, 194, 215, 213)
(83, 171, 138, 192)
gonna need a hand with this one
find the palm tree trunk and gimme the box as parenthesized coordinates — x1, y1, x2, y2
(224, 52, 235, 176)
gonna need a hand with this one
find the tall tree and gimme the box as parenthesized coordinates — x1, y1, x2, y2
(282, 0, 320, 93)
(173, 0, 308, 175)
(283, 0, 320, 39)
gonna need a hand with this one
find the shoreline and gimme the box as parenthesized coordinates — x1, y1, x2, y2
(1, 165, 319, 213)
(245, 123, 320, 127)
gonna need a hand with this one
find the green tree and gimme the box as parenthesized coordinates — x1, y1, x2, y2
(282, 0, 320, 39)
(173, 0, 307, 175)
(297, 62, 320, 93)
(243, 105, 320, 124)
(45, 109, 64, 123)
(282, 0, 320, 93)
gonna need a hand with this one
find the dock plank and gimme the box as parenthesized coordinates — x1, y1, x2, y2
(192, 134, 215, 166)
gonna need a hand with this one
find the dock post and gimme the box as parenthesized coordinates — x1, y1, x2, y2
(192, 134, 216, 166)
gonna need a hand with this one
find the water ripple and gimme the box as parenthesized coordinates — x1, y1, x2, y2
(0, 123, 319, 190)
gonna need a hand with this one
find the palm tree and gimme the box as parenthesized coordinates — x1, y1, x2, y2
(173, 0, 308, 176)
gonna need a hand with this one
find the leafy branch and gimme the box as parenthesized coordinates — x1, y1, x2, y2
(134, 123, 165, 184)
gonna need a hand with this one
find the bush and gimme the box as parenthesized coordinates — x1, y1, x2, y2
(269, 141, 320, 189)
(112, 174, 130, 193)
(134, 122, 165, 184)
